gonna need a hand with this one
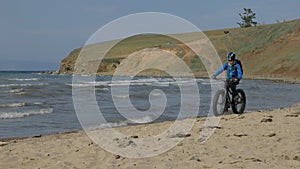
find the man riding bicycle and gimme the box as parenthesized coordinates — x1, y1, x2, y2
(211, 52, 243, 111)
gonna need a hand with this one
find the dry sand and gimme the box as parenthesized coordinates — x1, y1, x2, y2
(0, 103, 299, 169)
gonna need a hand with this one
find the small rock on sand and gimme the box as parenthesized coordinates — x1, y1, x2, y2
(261, 118, 273, 122)
(189, 155, 201, 162)
(0, 142, 7, 146)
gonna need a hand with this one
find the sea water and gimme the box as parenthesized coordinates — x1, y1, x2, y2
(0, 71, 299, 138)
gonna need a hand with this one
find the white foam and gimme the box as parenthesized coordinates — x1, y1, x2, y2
(33, 102, 44, 105)
(66, 81, 109, 87)
(150, 92, 162, 96)
(8, 78, 39, 81)
(97, 122, 128, 129)
(113, 95, 129, 99)
(127, 115, 154, 124)
(0, 102, 26, 108)
(69, 78, 198, 87)
(0, 108, 53, 119)
(9, 88, 24, 93)
(9, 88, 27, 95)
(86, 121, 128, 130)
(0, 83, 48, 88)
(86, 116, 155, 131)
(13, 92, 27, 95)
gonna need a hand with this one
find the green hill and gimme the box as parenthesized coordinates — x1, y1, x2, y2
(58, 19, 300, 82)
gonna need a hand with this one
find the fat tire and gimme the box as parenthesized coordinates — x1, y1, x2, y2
(232, 89, 246, 114)
(213, 89, 226, 116)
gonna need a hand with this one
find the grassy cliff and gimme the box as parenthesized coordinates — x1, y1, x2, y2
(59, 19, 300, 81)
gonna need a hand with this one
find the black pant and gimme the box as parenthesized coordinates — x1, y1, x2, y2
(224, 78, 239, 111)
(226, 78, 239, 97)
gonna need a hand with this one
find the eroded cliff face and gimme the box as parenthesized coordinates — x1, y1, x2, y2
(58, 38, 204, 76)
(59, 48, 79, 74)
(59, 19, 300, 80)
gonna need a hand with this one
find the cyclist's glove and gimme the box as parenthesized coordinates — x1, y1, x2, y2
(232, 78, 240, 84)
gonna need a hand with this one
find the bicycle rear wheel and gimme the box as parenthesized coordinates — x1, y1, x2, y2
(232, 89, 246, 114)
(213, 89, 226, 116)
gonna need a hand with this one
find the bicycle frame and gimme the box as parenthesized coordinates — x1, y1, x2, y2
(224, 84, 234, 108)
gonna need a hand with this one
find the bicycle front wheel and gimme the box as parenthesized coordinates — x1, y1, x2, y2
(213, 89, 226, 116)
(232, 89, 246, 114)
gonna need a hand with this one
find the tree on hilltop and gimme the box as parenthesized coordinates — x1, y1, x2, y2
(237, 8, 258, 28)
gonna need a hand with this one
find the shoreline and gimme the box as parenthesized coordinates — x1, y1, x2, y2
(1, 102, 299, 168)
(0, 101, 298, 141)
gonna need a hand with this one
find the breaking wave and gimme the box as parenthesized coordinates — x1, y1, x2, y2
(0, 83, 48, 88)
(0, 108, 53, 119)
(0, 102, 26, 108)
(8, 78, 39, 81)
(68, 78, 199, 87)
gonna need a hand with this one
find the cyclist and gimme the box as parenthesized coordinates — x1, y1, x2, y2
(211, 52, 243, 111)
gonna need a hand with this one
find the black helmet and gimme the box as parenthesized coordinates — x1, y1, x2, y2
(227, 52, 235, 61)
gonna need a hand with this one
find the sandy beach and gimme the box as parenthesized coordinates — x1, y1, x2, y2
(0, 102, 299, 169)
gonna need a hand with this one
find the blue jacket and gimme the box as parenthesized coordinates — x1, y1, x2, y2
(213, 61, 243, 80)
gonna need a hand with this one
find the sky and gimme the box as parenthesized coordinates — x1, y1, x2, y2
(0, 0, 299, 71)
